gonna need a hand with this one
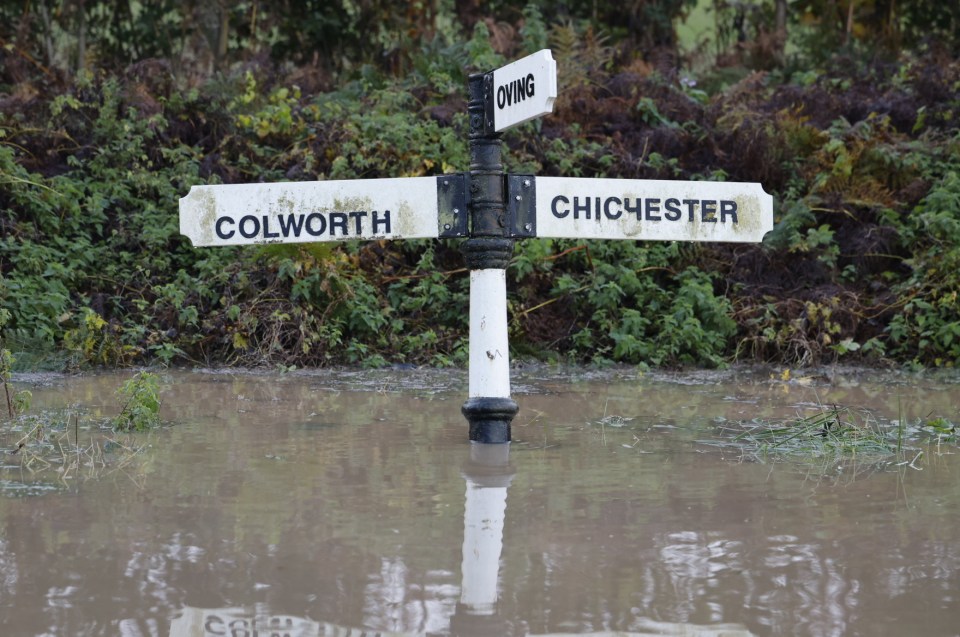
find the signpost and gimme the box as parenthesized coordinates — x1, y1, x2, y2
(179, 49, 773, 444)
(487, 49, 557, 133)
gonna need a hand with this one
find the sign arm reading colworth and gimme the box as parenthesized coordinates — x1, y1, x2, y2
(179, 48, 773, 443)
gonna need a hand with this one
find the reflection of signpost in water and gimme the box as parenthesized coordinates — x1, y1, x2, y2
(168, 444, 756, 636)
(451, 444, 515, 636)
(179, 49, 772, 444)
(167, 446, 517, 637)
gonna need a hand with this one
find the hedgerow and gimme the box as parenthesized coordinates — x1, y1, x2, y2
(2, 8, 959, 370)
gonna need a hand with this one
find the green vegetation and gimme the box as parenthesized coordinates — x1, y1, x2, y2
(1, 309, 31, 416)
(113, 371, 162, 432)
(1, 2, 959, 370)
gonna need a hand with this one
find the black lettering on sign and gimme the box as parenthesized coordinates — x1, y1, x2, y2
(573, 196, 590, 220)
(262, 215, 280, 238)
(215, 217, 235, 240)
(278, 213, 305, 237)
(645, 198, 661, 221)
(551, 195, 570, 218)
(701, 200, 717, 223)
(547, 194, 743, 226)
(720, 200, 738, 223)
(348, 211, 368, 234)
(213, 209, 398, 241)
(329, 212, 348, 236)
(664, 198, 682, 221)
(604, 197, 622, 219)
(496, 73, 536, 110)
(239, 215, 260, 239)
(306, 213, 326, 236)
(372, 210, 391, 234)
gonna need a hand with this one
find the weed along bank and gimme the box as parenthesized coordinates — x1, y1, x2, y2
(179, 50, 773, 443)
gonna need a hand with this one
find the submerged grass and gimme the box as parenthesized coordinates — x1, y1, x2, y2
(733, 405, 896, 457)
(707, 398, 958, 474)
(1, 410, 148, 494)
(705, 403, 914, 473)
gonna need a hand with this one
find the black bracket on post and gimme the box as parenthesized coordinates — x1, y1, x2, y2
(505, 174, 536, 238)
(437, 173, 469, 238)
(480, 71, 497, 137)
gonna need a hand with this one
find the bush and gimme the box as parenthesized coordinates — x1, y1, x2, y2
(113, 372, 161, 432)
(1, 21, 959, 370)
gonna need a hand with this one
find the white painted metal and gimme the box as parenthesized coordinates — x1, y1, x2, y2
(459, 482, 508, 614)
(179, 177, 440, 247)
(534, 177, 773, 243)
(491, 49, 557, 132)
(468, 269, 511, 399)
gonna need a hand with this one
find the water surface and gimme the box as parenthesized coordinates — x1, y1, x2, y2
(1, 367, 958, 636)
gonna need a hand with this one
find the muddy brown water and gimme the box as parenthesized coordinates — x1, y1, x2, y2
(1, 367, 958, 637)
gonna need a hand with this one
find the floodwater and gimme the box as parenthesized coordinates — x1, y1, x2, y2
(1, 366, 959, 637)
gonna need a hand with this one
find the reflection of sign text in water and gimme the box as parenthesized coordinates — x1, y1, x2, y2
(169, 606, 755, 637)
(169, 607, 420, 637)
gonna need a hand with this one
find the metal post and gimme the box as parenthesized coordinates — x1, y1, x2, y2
(461, 73, 519, 444)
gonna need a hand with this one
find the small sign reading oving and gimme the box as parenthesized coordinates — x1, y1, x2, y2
(489, 49, 557, 132)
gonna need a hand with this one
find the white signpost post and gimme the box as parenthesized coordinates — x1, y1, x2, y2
(178, 50, 773, 444)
